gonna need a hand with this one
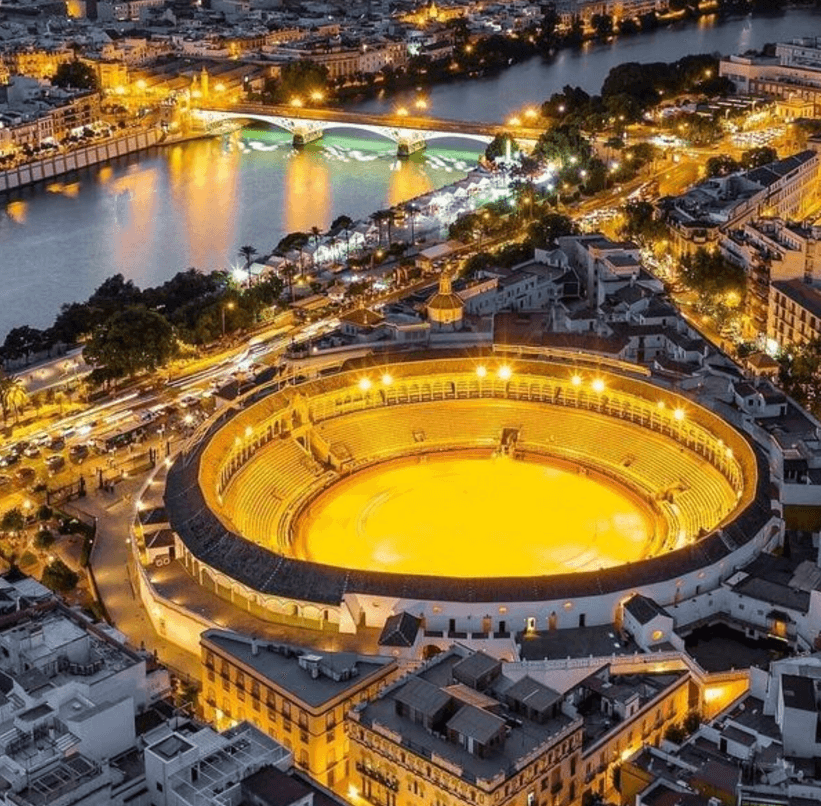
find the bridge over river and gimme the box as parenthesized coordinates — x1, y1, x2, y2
(193, 102, 544, 156)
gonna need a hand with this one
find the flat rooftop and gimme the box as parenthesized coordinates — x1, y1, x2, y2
(203, 630, 393, 708)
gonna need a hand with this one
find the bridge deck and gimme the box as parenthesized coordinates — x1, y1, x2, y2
(198, 102, 544, 141)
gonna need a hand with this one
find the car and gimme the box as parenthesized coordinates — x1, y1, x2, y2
(23, 445, 40, 459)
(68, 444, 88, 464)
(48, 437, 65, 452)
(9, 441, 29, 456)
(177, 395, 199, 409)
(45, 455, 65, 474)
(14, 467, 35, 485)
(0, 454, 19, 468)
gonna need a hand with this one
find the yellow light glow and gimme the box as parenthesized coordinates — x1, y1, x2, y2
(497, 365, 512, 380)
(524, 107, 537, 119)
(381, 373, 393, 386)
(295, 457, 654, 577)
(290, 97, 303, 108)
(592, 379, 605, 393)
(135, 79, 147, 91)
(476, 366, 487, 378)
(310, 90, 324, 102)
(415, 98, 428, 110)
(571, 374, 582, 386)
(396, 106, 408, 117)
(215, 82, 226, 93)
(508, 116, 521, 127)
(359, 377, 372, 391)
(673, 408, 685, 421)
(245, 426, 253, 437)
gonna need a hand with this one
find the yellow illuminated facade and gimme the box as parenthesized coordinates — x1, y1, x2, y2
(200, 633, 398, 791)
(348, 708, 583, 806)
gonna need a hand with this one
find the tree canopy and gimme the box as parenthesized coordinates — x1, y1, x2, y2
(52, 60, 97, 91)
(83, 307, 176, 380)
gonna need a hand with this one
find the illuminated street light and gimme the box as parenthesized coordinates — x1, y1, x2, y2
(415, 98, 428, 111)
(396, 106, 409, 117)
(290, 97, 303, 108)
(476, 365, 487, 378)
(592, 378, 605, 393)
(508, 116, 521, 127)
(497, 365, 512, 381)
(381, 373, 393, 386)
(524, 107, 537, 119)
(673, 408, 685, 421)
(571, 374, 582, 386)
(310, 90, 324, 102)
(359, 377, 372, 391)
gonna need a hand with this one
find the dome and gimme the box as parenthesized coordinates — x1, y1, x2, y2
(426, 273, 464, 313)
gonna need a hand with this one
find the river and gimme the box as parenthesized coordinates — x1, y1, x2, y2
(2, 9, 820, 339)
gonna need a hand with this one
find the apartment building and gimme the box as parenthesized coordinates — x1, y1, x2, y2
(347, 646, 585, 806)
(200, 630, 398, 791)
(767, 277, 821, 350)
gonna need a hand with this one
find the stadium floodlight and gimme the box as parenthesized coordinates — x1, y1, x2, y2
(497, 365, 512, 381)
(359, 377, 372, 391)
(592, 378, 605, 393)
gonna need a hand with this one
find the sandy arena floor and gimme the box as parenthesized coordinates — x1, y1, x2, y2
(293, 455, 657, 577)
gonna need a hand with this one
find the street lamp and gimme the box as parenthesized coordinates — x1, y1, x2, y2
(396, 106, 409, 117)
(221, 301, 235, 337)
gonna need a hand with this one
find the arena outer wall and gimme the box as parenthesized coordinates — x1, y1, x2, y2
(163, 349, 780, 640)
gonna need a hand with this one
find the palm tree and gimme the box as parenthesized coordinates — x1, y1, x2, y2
(371, 209, 391, 246)
(238, 244, 257, 267)
(280, 263, 297, 302)
(0, 374, 28, 425)
(238, 244, 258, 287)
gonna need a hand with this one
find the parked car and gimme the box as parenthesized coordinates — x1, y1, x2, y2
(23, 445, 40, 459)
(48, 437, 65, 452)
(0, 454, 19, 468)
(68, 444, 88, 464)
(14, 467, 35, 485)
(45, 455, 65, 475)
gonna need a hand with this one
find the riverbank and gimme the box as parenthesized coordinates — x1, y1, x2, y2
(0, 128, 218, 196)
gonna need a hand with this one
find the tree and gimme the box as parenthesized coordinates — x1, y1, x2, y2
(0, 373, 28, 424)
(1, 508, 25, 534)
(83, 307, 176, 381)
(705, 154, 741, 177)
(52, 60, 97, 91)
(238, 244, 257, 269)
(591, 12, 613, 38)
(778, 337, 821, 417)
(679, 248, 746, 301)
(621, 200, 668, 244)
(741, 146, 777, 169)
(280, 263, 298, 302)
(2, 326, 47, 364)
(484, 133, 518, 163)
(34, 529, 55, 549)
(41, 558, 79, 592)
(527, 213, 578, 248)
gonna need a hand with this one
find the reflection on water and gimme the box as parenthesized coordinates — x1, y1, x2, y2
(0, 127, 483, 336)
(353, 9, 821, 119)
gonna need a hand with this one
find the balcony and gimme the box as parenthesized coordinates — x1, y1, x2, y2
(355, 761, 399, 792)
